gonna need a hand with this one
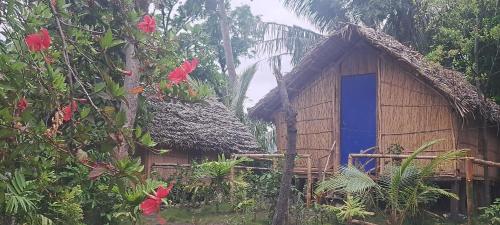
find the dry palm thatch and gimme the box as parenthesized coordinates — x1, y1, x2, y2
(147, 98, 260, 153)
(248, 24, 500, 123)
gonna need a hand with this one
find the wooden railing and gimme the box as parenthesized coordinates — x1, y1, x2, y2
(348, 153, 500, 225)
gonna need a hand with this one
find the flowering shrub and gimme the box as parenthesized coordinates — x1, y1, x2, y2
(0, 1, 213, 224)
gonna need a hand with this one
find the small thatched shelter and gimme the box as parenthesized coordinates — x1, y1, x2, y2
(142, 98, 260, 178)
(249, 24, 500, 182)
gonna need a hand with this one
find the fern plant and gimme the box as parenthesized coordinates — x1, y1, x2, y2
(316, 140, 466, 225)
(1, 170, 54, 224)
(191, 155, 252, 211)
(4, 170, 40, 215)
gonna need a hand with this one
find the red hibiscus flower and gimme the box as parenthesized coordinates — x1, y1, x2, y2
(25, 28, 51, 52)
(181, 58, 199, 74)
(167, 67, 188, 84)
(17, 97, 28, 112)
(62, 100, 78, 122)
(140, 183, 174, 215)
(137, 15, 156, 33)
(167, 58, 199, 84)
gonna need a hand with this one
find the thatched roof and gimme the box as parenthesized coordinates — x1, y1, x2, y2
(147, 98, 260, 153)
(249, 24, 500, 123)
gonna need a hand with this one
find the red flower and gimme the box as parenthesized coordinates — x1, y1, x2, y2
(140, 198, 161, 216)
(17, 97, 28, 112)
(167, 67, 188, 84)
(167, 59, 199, 84)
(181, 58, 199, 74)
(140, 183, 174, 215)
(137, 15, 156, 33)
(62, 101, 78, 122)
(156, 184, 174, 198)
(123, 70, 133, 76)
(25, 28, 51, 52)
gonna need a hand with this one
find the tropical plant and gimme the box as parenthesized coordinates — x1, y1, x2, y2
(316, 140, 466, 225)
(480, 198, 500, 225)
(191, 155, 252, 211)
(321, 196, 374, 224)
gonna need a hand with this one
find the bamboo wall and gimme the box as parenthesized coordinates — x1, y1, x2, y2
(143, 149, 218, 179)
(456, 119, 500, 178)
(378, 55, 456, 175)
(273, 65, 337, 171)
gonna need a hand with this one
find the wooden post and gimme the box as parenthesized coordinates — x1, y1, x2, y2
(230, 156, 236, 203)
(348, 155, 353, 166)
(465, 157, 474, 225)
(306, 156, 312, 208)
(450, 180, 459, 221)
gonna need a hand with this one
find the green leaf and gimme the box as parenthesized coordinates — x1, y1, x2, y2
(100, 30, 113, 49)
(80, 107, 90, 119)
(139, 132, 156, 147)
(93, 82, 106, 93)
(115, 110, 126, 127)
(134, 127, 142, 138)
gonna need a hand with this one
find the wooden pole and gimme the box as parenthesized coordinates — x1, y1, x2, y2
(322, 141, 336, 181)
(348, 155, 353, 166)
(450, 180, 460, 221)
(465, 157, 474, 225)
(306, 156, 312, 208)
(230, 156, 236, 203)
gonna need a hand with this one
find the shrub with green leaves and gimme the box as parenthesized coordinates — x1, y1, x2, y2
(480, 198, 500, 225)
(316, 140, 466, 225)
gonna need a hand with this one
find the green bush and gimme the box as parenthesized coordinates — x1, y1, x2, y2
(480, 198, 500, 225)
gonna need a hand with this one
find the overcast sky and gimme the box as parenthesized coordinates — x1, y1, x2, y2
(230, 0, 317, 109)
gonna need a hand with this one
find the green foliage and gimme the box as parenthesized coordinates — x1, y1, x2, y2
(317, 140, 466, 225)
(4, 170, 40, 215)
(191, 155, 252, 211)
(0, 0, 239, 223)
(193, 155, 252, 182)
(480, 198, 500, 225)
(322, 196, 374, 223)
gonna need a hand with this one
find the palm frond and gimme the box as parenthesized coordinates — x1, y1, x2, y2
(257, 22, 323, 65)
(280, 0, 349, 32)
(316, 166, 377, 195)
(420, 149, 467, 177)
(232, 63, 258, 119)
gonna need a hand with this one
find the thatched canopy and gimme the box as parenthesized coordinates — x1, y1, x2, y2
(249, 24, 500, 123)
(147, 99, 260, 153)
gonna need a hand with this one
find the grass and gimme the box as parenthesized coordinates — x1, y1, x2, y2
(137, 204, 473, 225)
(159, 203, 269, 225)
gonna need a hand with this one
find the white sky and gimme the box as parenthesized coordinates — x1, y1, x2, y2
(230, 0, 317, 109)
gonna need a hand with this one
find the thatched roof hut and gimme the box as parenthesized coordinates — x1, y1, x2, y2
(249, 24, 500, 123)
(147, 98, 260, 153)
(143, 98, 260, 177)
(247, 24, 500, 182)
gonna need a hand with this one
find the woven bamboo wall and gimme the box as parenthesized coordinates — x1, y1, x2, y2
(379, 55, 456, 175)
(144, 149, 218, 179)
(273, 66, 337, 170)
(456, 119, 500, 179)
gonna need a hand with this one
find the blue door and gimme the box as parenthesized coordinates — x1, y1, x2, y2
(340, 74, 377, 171)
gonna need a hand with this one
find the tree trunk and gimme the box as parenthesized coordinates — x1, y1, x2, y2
(474, 0, 490, 207)
(217, 0, 238, 105)
(116, 42, 140, 159)
(271, 61, 298, 225)
(122, 43, 140, 129)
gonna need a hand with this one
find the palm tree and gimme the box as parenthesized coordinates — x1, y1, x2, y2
(259, 0, 432, 65)
(316, 140, 466, 225)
